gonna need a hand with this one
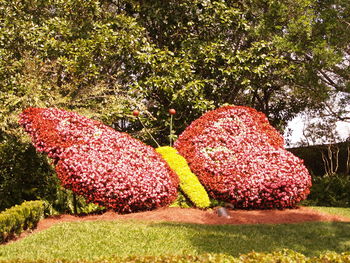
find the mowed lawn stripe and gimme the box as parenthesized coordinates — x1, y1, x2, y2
(1, 220, 350, 260)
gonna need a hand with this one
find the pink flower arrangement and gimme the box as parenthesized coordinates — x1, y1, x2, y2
(19, 108, 179, 213)
(174, 105, 311, 209)
(19, 105, 312, 211)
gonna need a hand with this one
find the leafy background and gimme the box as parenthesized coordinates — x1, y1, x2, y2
(0, 0, 349, 211)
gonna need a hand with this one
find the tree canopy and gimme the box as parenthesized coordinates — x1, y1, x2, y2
(1, 0, 350, 210)
(0, 0, 348, 144)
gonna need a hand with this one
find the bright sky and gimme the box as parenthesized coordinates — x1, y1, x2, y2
(284, 92, 350, 147)
(284, 115, 350, 147)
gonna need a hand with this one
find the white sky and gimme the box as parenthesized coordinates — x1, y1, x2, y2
(284, 115, 350, 147)
(284, 92, 350, 147)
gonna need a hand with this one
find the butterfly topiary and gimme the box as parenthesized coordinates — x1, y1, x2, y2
(19, 106, 311, 213)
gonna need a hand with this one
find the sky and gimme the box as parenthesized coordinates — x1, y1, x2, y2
(284, 115, 350, 148)
(284, 92, 350, 148)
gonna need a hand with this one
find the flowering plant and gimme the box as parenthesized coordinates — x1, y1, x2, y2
(20, 105, 311, 212)
(19, 108, 178, 213)
(174, 106, 311, 209)
(156, 146, 210, 208)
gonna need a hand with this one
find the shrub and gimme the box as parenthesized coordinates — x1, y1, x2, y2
(43, 188, 106, 216)
(175, 105, 312, 209)
(305, 174, 350, 207)
(169, 191, 192, 208)
(19, 108, 179, 213)
(315, 251, 350, 262)
(0, 200, 44, 243)
(0, 134, 58, 212)
(156, 146, 210, 208)
(0, 134, 104, 215)
(239, 249, 307, 262)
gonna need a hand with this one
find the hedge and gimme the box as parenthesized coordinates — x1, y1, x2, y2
(304, 173, 350, 207)
(0, 250, 350, 262)
(0, 200, 44, 243)
(288, 142, 350, 177)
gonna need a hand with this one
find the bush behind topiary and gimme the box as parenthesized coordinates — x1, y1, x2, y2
(305, 174, 350, 207)
(0, 134, 57, 212)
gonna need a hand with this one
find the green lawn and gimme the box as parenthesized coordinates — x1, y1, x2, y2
(1, 219, 350, 261)
(309, 206, 350, 219)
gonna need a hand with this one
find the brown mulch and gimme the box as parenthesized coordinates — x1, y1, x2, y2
(7, 206, 350, 243)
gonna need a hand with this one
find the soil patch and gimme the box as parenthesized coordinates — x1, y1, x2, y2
(7, 206, 350, 243)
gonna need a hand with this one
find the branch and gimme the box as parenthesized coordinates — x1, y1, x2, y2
(317, 69, 345, 91)
(323, 101, 350, 122)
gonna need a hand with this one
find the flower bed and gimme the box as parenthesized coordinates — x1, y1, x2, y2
(174, 105, 311, 209)
(19, 108, 179, 213)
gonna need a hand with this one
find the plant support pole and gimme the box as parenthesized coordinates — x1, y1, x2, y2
(170, 114, 173, 147)
(137, 117, 160, 148)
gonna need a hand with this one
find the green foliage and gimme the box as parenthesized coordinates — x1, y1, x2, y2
(0, 134, 104, 214)
(0, 135, 57, 211)
(156, 146, 210, 208)
(297, 0, 350, 95)
(0, 0, 150, 138)
(1, 0, 349, 210)
(1, 0, 335, 144)
(0, 0, 348, 131)
(123, 0, 321, 135)
(169, 191, 192, 209)
(0, 133, 104, 214)
(0, 200, 44, 243)
(44, 188, 105, 216)
(306, 174, 350, 207)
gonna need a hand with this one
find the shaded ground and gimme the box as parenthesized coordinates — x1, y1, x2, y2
(11, 206, 350, 244)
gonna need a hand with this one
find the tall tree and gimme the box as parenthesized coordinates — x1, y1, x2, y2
(0, 0, 155, 209)
(114, 0, 321, 137)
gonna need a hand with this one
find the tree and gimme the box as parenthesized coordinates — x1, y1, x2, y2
(283, 0, 350, 120)
(1, 0, 350, 208)
(118, 0, 318, 137)
(0, 0, 155, 136)
(2, 0, 349, 142)
(0, 0, 155, 209)
(293, 97, 350, 176)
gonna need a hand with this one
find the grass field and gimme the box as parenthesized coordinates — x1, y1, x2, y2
(1, 218, 350, 261)
(309, 206, 350, 218)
